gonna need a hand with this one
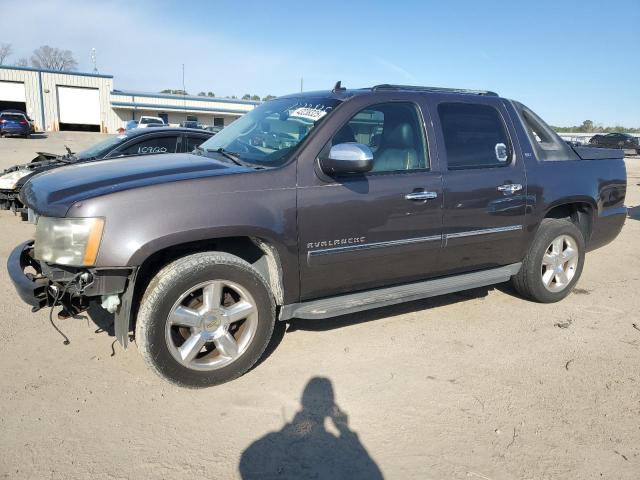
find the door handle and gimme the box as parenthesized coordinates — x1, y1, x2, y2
(497, 184, 523, 194)
(404, 191, 438, 201)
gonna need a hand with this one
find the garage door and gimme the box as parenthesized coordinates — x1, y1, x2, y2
(0, 81, 27, 112)
(0, 81, 26, 102)
(57, 86, 100, 125)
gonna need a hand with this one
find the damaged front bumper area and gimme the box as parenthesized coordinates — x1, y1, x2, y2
(7, 240, 137, 347)
(0, 189, 24, 215)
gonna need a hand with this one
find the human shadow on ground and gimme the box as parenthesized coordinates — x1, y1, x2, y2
(239, 377, 384, 480)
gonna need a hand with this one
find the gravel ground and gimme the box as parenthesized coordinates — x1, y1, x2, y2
(0, 133, 639, 480)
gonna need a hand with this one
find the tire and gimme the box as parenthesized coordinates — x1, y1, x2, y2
(511, 218, 585, 303)
(135, 252, 276, 388)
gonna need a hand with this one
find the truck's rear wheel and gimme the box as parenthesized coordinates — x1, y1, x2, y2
(511, 218, 585, 303)
(135, 252, 275, 388)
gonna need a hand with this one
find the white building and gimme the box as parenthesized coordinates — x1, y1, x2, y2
(0, 65, 258, 133)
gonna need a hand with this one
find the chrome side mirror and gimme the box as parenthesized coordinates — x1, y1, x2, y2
(320, 143, 374, 175)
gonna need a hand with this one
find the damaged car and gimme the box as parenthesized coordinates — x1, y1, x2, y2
(0, 127, 213, 215)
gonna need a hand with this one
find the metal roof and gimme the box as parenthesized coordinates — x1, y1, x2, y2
(0, 65, 113, 79)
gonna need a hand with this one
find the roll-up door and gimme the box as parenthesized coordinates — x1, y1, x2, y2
(57, 86, 100, 128)
(0, 81, 27, 112)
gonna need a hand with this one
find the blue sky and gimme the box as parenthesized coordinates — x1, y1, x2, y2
(1, 0, 638, 126)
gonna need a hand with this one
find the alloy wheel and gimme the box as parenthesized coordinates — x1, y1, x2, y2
(165, 280, 258, 371)
(540, 234, 579, 293)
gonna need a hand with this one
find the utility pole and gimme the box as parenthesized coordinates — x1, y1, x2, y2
(91, 48, 97, 73)
(300, 77, 303, 93)
(182, 64, 187, 120)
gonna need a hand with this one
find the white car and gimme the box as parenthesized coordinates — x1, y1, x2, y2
(136, 116, 166, 128)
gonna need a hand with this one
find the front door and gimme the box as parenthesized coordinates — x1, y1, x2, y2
(297, 100, 444, 300)
(430, 98, 527, 274)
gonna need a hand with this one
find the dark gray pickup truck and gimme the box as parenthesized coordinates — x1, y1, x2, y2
(7, 84, 627, 387)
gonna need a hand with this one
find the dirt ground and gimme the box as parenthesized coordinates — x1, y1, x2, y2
(0, 132, 638, 480)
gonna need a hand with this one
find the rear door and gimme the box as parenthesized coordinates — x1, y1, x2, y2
(428, 97, 526, 274)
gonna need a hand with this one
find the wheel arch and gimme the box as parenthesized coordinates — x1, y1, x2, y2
(132, 235, 286, 305)
(542, 200, 595, 243)
(114, 234, 288, 348)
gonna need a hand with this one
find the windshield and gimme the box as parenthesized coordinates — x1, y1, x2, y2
(198, 97, 341, 167)
(76, 134, 128, 160)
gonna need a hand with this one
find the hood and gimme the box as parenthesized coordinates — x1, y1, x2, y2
(21, 153, 251, 217)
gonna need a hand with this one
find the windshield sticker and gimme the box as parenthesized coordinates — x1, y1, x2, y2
(289, 107, 329, 122)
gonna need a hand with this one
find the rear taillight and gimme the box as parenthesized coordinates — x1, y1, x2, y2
(19, 120, 28, 125)
(0, 119, 6, 124)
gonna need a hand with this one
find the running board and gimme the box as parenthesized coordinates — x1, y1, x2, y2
(279, 263, 521, 321)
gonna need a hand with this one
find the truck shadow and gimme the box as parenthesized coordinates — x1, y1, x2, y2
(286, 286, 492, 333)
(252, 286, 493, 371)
(84, 286, 492, 363)
(627, 206, 640, 221)
(83, 287, 492, 363)
(239, 376, 384, 480)
(86, 303, 115, 336)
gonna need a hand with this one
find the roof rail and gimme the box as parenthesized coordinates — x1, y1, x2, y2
(371, 84, 498, 96)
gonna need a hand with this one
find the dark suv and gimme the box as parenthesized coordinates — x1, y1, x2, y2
(8, 84, 627, 388)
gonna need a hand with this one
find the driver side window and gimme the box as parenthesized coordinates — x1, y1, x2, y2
(330, 102, 429, 172)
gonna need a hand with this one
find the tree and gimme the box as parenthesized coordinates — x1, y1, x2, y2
(262, 95, 276, 101)
(580, 120, 594, 133)
(250, 94, 261, 101)
(160, 89, 189, 95)
(30, 45, 77, 71)
(197, 91, 206, 96)
(207, 91, 215, 97)
(241, 94, 251, 100)
(14, 57, 29, 67)
(0, 43, 12, 65)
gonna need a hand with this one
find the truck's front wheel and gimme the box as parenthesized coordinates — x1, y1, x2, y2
(135, 252, 275, 388)
(511, 218, 585, 303)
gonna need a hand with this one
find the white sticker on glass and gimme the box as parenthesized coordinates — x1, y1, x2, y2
(289, 107, 328, 122)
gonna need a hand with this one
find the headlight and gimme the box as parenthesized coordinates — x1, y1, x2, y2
(34, 217, 105, 266)
(0, 169, 31, 190)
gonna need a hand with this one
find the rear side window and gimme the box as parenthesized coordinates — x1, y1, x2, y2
(513, 102, 578, 161)
(118, 136, 179, 156)
(438, 103, 512, 170)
